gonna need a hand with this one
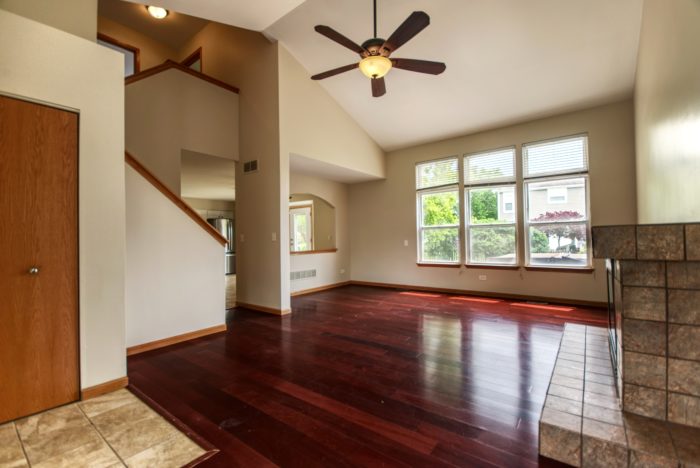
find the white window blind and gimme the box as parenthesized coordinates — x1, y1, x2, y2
(464, 148, 515, 185)
(523, 135, 588, 178)
(416, 158, 458, 189)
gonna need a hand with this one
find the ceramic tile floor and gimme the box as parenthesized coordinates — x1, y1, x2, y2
(0, 389, 206, 468)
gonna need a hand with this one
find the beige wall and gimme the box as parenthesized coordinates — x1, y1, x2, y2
(0, 10, 126, 388)
(290, 173, 350, 293)
(278, 45, 385, 180)
(349, 100, 636, 303)
(184, 197, 235, 213)
(635, 0, 700, 223)
(290, 193, 336, 251)
(98, 16, 177, 70)
(125, 68, 239, 194)
(0, 0, 96, 40)
(126, 166, 225, 347)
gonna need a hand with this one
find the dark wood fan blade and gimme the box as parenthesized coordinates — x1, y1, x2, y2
(311, 63, 358, 80)
(383, 11, 430, 53)
(391, 58, 446, 75)
(371, 77, 386, 97)
(314, 25, 365, 55)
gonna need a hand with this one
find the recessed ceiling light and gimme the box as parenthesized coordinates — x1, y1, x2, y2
(146, 5, 169, 19)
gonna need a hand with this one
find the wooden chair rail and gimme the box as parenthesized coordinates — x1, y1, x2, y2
(125, 152, 228, 246)
(125, 59, 239, 94)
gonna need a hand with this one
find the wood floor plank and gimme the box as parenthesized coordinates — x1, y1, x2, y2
(128, 285, 605, 466)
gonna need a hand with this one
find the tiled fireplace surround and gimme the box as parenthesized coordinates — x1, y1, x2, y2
(593, 222, 700, 427)
(538, 222, 700, 467)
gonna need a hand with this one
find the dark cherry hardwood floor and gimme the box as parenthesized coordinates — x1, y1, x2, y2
(128, 285, 606, 467)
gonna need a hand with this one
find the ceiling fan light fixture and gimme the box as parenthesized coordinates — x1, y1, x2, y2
(359, 55, 392, 79)
(146, 5, 169, 19)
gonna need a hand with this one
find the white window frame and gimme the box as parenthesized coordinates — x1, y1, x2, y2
(463, 147, 517, 266)
(523, 134, 591, 269)
(415, 156, 460, 264)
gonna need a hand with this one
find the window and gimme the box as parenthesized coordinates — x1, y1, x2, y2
(524, 135, 590, 268)
(416, 158, 460, 263)
(464, 148, 517, 265)
(181, 47, 202, 72)
(289, 204, 313, 252)
(97, 34, 140, 77)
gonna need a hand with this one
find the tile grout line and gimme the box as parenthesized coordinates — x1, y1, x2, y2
(13, 422, 32, 468)
(75, 403, 127, 467)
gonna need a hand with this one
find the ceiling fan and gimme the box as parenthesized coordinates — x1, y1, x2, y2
(311, 0, 446, 97)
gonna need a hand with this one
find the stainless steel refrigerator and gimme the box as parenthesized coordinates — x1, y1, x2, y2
(207, 217, 235, 275)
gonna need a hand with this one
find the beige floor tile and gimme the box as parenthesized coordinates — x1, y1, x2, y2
(79, 389, 138, 419)
(90, 401, 157, 437)
(15, 404, 89, 440)
(103, 413, 180, 459)
(124, 432, 205, 468)
(0, 423, 28, 467)
(32, 436, 123, 468)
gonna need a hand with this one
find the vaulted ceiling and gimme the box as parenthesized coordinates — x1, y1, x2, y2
(119, 0, 644, 152)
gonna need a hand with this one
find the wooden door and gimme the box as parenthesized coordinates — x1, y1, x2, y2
(0, 95, 79, 423)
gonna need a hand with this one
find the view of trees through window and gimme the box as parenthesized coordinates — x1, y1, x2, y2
(420, 191, 459, 262)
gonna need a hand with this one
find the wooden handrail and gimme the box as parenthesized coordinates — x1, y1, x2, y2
(125, 59, 239, 94)
(125, 152, 228, 246)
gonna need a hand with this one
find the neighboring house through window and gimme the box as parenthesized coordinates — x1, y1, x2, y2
(524, 135, 591, 268)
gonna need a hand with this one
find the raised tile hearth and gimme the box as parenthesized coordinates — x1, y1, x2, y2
(539, 324, 700, 467)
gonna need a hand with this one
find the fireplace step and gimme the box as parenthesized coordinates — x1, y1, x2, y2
(539, 323, 700, 467)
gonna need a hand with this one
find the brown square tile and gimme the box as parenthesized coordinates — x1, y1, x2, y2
(592, 226, 636, 260)
(586, 363, 613, 377)
(637, 224, 685, 261)
(629, 450, 679, 467)
(623, 287, 667, 322)
(668, 393, 700, 428)
(560, 352, 586, 363)
(582, 418, 626, 444)
(686, 224, 700, 260)
(0, 423, 27, 467)
(123, 432, 205, 468)
(545, 395, 583, 416)
(623, 319, 667, 356)
(549, 384, 583, 402)
(582, 435, 628, 468)
(586, 356, 612, 369)
(585, 372, 615, 386)
(541, 406, 582, 431)
(32, 436, 120, 468)
(90, 401, 155, 437)
(668, 422, 700, 466)
(668, 290, 700, 325)
(667, 262, 700, 290)
(624, 413, 676, 458)
(669, 324, 700, 360)
(623, 383, 666, 419)
(78, 389, 137, 419)
(623, 351, 666, 389)
(551, 374, 585, 390)
(555, 365, 585, 380)
(584, 381, 617, 398)
(101, 413, 179, 459)
(620, 261, 666, 287)
(583, 403, 623, 426)
(584, 391, 619, 411)
(669, 358, 700, 397)
(540, 421, 581, 466)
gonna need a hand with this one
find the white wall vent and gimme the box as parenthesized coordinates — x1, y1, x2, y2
(290, 269, 316, 281)
(243, 160, 258, 173)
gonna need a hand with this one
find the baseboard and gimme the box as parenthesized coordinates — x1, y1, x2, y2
(81, 376, 129, 400)
(126, 324, 227, 356)
(291, 281, 351, 297)
(235, 301, 291, 315)
(348, 280, 607, 309)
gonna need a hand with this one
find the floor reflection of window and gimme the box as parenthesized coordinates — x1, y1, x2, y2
(421, 314, 463, 402)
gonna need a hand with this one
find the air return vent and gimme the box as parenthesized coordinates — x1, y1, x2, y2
(243, 160, 258, 173)
(290, 269, 316, 281)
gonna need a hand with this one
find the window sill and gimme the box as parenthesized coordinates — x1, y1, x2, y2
(524, 266, 594, 274)
(465, 264, 520, 270)
(416, 263, 460, 268)
(290, 248, 338, 255)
